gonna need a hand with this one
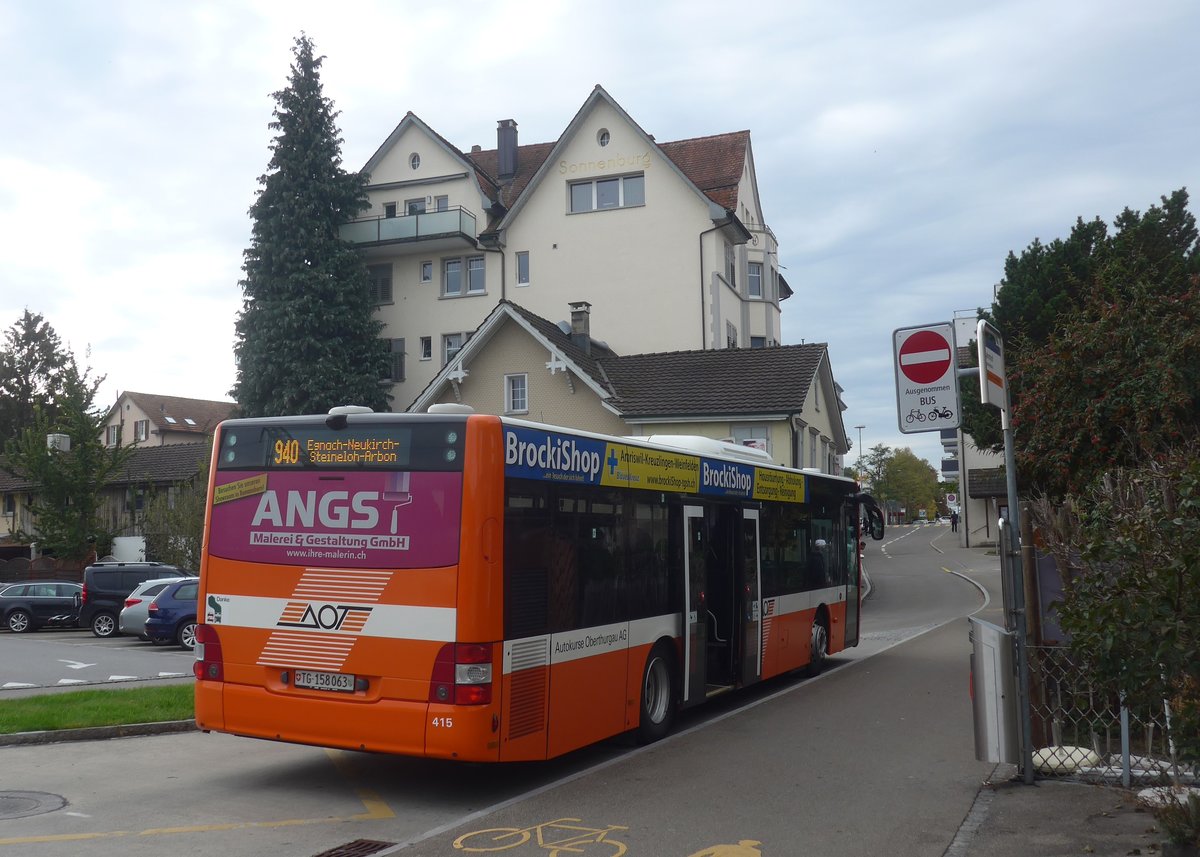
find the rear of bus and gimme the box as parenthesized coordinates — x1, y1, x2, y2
(194, 409, 507, 761)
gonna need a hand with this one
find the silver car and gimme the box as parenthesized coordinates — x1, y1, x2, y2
(118, 577, 194, 639)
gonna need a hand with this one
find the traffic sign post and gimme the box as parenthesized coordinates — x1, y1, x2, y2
(893, 323, 961, 434)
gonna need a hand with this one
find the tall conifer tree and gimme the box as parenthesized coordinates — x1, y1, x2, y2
(232, 34, 389, 416)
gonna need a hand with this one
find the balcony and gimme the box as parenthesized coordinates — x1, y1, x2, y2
(340, 207, 478, 257)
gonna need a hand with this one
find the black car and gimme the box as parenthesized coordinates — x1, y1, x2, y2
(78, 562, 191, 638)
(0, 581, 82, 633)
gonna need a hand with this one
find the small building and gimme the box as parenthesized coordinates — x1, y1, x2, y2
(100, 391, 234, 449)
(410, 300, 849, 473)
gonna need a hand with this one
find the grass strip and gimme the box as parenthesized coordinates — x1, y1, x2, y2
(0, 684, 194, 734)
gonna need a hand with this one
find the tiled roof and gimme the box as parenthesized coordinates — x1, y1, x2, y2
(118, 392, 235, 435)
(599, 343, 825, 417)
(466, 132, 748, 218)
(656, 131, 750, 212)
(108, 442, 211, 486)
(0, 442, 210, 492)
(500, 300, 617, 393)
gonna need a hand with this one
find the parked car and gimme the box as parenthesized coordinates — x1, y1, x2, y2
(145, 578, 200, 649)
(78, 561, 191, 638)
(0, 581, 82, 633)
(119, 576, 193, 640)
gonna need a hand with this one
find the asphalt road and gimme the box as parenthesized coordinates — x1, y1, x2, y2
(0, 627, 194, 689)
(0, 525, 999, 856)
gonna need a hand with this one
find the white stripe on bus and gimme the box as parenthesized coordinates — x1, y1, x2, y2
(204, 593, 456, 641)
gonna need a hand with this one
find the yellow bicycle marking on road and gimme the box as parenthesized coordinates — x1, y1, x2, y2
(0, 749, 393, 846)
(454, 816, 629, 854)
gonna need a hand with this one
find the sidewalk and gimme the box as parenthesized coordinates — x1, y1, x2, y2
(956, 764, 1159, 856)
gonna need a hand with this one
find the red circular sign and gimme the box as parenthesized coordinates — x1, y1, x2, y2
(899, 330, 952, 384)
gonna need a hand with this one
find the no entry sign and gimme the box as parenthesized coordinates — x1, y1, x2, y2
(893, 323, 961, 434)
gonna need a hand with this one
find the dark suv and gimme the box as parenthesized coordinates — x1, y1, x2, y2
(78, 562, 192, 638)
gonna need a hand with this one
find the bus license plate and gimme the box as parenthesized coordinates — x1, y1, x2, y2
(293, 670, 355, 693)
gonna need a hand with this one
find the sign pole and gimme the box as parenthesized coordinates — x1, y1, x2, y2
(977, 319, 1035, 785)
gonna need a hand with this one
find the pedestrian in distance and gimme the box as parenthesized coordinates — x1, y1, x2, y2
(951, 511, 959, 533)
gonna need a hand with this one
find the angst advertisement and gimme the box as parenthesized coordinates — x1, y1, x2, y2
(209, 470, 462, 568)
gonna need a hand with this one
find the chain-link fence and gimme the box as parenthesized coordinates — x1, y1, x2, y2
(1027, 645, 1197, 785)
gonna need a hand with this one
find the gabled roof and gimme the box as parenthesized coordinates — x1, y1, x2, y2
(107, 392, 235, 436)
(368, 87, 753, 232)
(410, 300, 828, 423)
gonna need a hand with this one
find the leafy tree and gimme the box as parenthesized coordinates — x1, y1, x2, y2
(962, 189, 1200, 495)
(231, 34, 390, 417)
(881, 448, 939, 521)
(4, 362, 131, 562)
(1033, 449, 1200, 761)
(0, 310, 74, 442)
(140, 457, 208, 572)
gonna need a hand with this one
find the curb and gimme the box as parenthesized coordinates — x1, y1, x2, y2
(0, 719, 197, 747)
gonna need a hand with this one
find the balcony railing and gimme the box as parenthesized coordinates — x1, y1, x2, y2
(339, 206, 477, 246)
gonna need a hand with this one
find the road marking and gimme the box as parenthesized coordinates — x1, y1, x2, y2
(58, 659, 95, 670)
(107, 675, 140, 681)
(2, 682, 37, 689)
(56, 679, 86, 685)
(158, 672, 187, 677)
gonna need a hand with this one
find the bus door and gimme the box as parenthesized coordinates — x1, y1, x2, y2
(682, 505, 707, 705)
(843, 500, 861, 646)
(739, 509, 763, 686)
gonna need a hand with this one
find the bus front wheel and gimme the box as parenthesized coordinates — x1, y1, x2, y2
(637, 641, 676, 744)
(805, 616, 829, 678)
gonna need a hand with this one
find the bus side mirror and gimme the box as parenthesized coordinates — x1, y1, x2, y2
(868, 509, 885, 541)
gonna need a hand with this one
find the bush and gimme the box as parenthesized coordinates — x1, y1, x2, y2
(1034, 448, 1200, 763)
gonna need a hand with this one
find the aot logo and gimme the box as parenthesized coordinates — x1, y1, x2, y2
(251, 490, 381, 530)
(276, 602, 373, 632)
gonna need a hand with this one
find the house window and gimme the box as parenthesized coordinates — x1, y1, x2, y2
(467, 256, 485, 293)
(367, 263, 393, 303)
(597, 128, 610, 147)
(443, 259, 462, 296)
(732, 425, 770, 455)
(420, 261, 432, 283)
(409, 153, 421, 170)
(105, 425, 119, 447)
(385, 338, 405, 382)
(3, 494, 14, 516)
(568, 173, 645, 212)
(748, 262, 763, 298)
(726, 321, 738, 349)
(406, 198, 426, 215)
(516, 251, 530, 286)
(443, 333, 467, 365)
(724, 243, 737, 287)
(134, 419, 149, 442)
(751, 336, 766, 349)
(434, 195, 449, 212)
(505, 374, 528, 413)
(809, 428, 819, 468)
(383, 202, 397, 218)
(420, 337, 432, 361)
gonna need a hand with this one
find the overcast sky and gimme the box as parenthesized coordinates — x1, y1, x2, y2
(3, 0, 1196, 471)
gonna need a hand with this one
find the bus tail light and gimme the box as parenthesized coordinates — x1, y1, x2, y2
(429, 642, 494, 705)
(193, 624, 224, 682)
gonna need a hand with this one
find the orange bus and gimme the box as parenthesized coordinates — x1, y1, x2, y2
(194, 406, 884, 761)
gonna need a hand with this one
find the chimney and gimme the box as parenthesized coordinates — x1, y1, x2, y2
(569, 301, 592, 354)
(497, 119, 518, 179)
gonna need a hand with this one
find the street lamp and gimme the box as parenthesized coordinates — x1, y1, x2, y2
(854, 424, 865, 481)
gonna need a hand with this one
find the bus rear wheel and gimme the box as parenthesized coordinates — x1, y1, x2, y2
(637, 641, 676, 744)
